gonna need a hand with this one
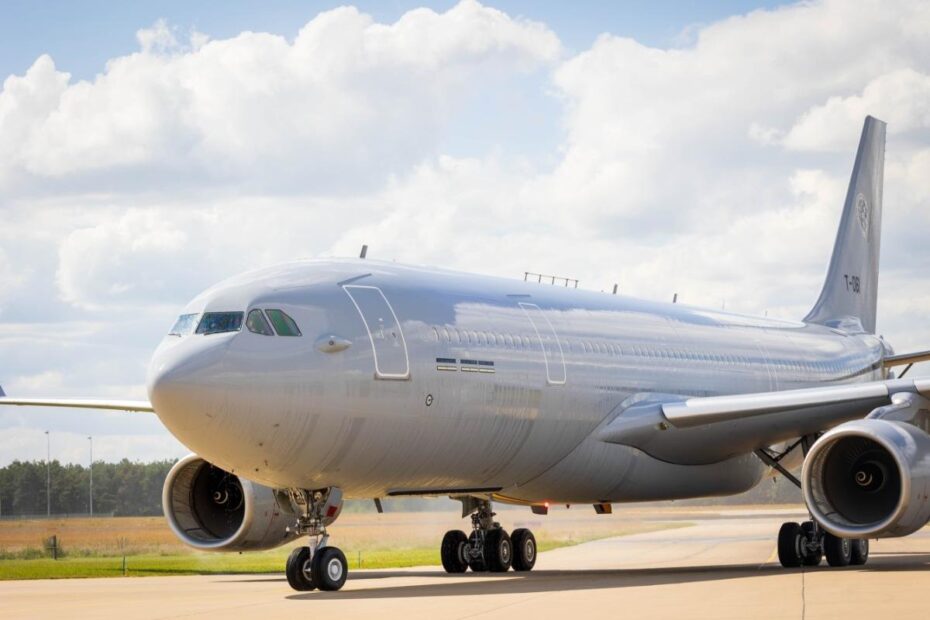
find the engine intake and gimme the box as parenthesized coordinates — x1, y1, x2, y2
(163, 455, 298, 551)
(803, 419, 930, 538)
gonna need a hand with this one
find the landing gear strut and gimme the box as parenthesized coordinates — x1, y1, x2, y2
(284, 487, 347, 592)
(440, 499, 536, 574)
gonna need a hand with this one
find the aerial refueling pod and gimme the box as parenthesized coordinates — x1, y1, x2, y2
(162, 454, 299, 552)
(803, 419, 930, 538)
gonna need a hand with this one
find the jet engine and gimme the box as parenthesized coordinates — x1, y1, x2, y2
(162, 454, 299, 551)
(803, 419, 930, 538)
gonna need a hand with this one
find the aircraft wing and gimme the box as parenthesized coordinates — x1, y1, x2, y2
(0, 386, 154, 413)
(598, 377, 930, 465)
(883, 349, 930, 367)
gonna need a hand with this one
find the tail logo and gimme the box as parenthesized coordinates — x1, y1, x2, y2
(856, 194, 870, 238)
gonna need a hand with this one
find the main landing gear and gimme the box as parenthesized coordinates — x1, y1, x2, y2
(284, 487, 349, 592)
(440, 499, 537, 574)
(759, 435, 869, 570)
(777, 520, 869, 568)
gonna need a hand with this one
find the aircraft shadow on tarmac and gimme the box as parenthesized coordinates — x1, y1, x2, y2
(276, 553, 930, 600)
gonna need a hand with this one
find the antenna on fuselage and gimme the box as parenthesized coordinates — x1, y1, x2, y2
(359, 244, 368, 259)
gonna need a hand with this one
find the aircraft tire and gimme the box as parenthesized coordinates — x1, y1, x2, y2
(777, 522, 803, 568)
(850, 539, 869, 566)
(485, 528, 513, 573)
(440, 530, 469, 573)
(285, 546, 316, 591)
(800, 521, 823, 566)
(824, 532, 852, 567)
(511, 528, 537, 571)
(311, 546, 348, 591)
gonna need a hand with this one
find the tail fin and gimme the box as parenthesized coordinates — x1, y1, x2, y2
(804, 116, 886, 334)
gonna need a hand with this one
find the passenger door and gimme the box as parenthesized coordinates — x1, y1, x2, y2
(343, 285, 410, 380)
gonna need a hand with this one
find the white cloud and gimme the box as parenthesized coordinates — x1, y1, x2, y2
(784, 69, 930, 151)
(56, 210, 188, 310)
(0, 426, 188, 465)
(0, 0, 559, 194)
(136, 18, 181, 54)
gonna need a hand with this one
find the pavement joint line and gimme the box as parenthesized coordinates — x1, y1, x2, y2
(758, 544, 778, 569)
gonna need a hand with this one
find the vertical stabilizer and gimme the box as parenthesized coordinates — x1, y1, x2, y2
(804, 116, 885, 333)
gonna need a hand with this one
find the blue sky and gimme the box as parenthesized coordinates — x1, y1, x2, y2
(1, 1, 785, 81)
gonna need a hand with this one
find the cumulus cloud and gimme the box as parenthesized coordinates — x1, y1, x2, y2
(56, 210, 189, 309)
(3, 0, 930, 463)
(0, 0, 560, 194)
(783, 69, 930, 151)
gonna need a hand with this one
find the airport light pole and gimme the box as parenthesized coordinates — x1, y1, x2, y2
(45, 430, 50, 517)
(88, 436, 94, 517)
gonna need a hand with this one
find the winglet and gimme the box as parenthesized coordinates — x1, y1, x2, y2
(0, 385, 5, 397)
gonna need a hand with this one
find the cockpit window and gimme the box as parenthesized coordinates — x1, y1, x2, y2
(246, 309, 274, 336)
(195, 312, 244, 335)
(265, 309, 301, 336)
(168, 313, 199, 336)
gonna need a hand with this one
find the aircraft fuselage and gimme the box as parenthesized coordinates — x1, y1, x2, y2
(147, 258, 886, 505)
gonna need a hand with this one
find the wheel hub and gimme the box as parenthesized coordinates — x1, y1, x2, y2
(327, 557, 344, 581)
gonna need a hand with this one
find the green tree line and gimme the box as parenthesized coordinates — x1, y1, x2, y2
(0, 460, 175, 517)
(0, 458, 800, 518)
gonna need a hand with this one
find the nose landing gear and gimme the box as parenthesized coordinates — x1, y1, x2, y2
(440, 499, 536, 574)
(284, 487, 348, 592)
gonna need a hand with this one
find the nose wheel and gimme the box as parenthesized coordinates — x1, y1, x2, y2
(284, 487, 348, 592)
(285, 546, 315, 591)
(285, 545, 348, 591)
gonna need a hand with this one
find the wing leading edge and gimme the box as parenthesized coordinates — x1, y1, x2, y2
(0, 387, 154, 413)
(598, 377, 930, 465)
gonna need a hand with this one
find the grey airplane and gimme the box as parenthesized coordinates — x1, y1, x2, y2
(3, 115, 928, 592)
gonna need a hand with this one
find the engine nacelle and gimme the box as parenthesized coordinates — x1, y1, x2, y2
(803, 419, 930, 538)
(162, 454, 299, 551)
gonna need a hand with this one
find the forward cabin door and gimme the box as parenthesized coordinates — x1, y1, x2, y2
(343, 285, 410, 380)
(519, 302, 566, 385)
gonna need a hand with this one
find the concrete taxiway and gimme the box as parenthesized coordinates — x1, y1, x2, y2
(2, 508, 929, 620)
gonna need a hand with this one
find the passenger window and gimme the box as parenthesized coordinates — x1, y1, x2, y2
(265, 309, 301, 336)
(196, 312, 244, 335)
(246, 309, 274, 336)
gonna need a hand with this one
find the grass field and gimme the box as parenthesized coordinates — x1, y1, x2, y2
(0, 509, 689, 580)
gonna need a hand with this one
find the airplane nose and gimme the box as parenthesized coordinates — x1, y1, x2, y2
(147, 337, 231, 450)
